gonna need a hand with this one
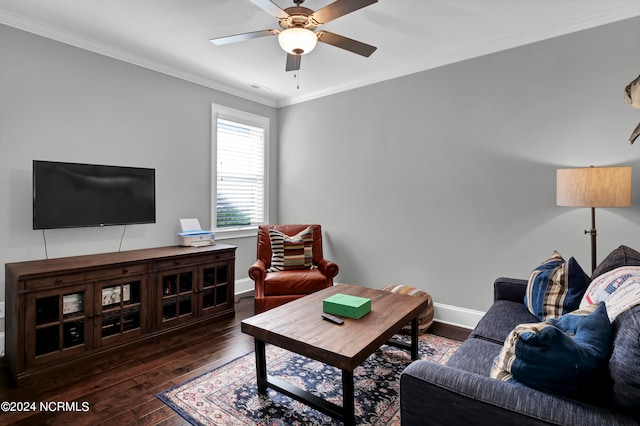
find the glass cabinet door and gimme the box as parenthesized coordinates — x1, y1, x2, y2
(159, 269, 195, 327)
(30, 285, 91, 366)
(97, 278, 145, 344)
(200, 264, 230, 315)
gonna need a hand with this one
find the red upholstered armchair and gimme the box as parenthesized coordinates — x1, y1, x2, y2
(249, 224, 339, 314)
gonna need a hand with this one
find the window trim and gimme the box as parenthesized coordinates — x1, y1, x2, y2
(211, 104, 269, 240)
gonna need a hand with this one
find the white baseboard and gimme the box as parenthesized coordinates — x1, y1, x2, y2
(433, 302, 485, 330)
(234, 278, 254, 302)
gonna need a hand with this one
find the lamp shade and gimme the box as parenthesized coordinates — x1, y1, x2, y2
(556, 166, 632, 207)
(278, 27, 317, 55)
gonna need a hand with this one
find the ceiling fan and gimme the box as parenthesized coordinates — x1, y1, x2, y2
(210, 0, 378, 72)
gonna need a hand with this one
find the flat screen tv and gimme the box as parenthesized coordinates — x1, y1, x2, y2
(33, 160, 156, 229)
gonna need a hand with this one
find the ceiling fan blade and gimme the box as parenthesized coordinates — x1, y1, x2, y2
(249, 0, 289, 19)
(312, 0, 378, 24)
(317, 31, 377, 57)
(285, 54, 301, 72)
(210, 29, 278, 45)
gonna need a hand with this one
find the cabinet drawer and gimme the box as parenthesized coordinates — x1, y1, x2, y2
(85, 263, 148, 280)
(25, 273, 87, 290)
(156, 251, 233, 270)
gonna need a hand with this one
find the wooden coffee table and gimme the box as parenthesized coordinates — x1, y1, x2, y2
(241, 283, 429, 426)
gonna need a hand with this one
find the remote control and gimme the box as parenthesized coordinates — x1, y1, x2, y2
(321, 313, 344, 325)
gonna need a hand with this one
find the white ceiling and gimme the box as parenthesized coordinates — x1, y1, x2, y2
(2, 0, 640, 107)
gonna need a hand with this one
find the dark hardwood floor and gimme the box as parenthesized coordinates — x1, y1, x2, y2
(0, 297, 468, 425)
(0, 297, 255, 425)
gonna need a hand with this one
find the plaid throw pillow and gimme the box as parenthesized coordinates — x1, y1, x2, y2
(524, 251, 590, 320)
(267, 226, 313, 272)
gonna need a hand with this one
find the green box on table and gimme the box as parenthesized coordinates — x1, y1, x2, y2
(323, 293, 371, 319)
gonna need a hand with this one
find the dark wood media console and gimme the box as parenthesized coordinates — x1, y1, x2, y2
(4, 244, 236, 386)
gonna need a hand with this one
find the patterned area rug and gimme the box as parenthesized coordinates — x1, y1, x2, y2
(157, 334, 460, 425)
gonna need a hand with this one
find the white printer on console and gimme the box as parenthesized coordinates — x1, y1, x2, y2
(177, 218, 215, 247)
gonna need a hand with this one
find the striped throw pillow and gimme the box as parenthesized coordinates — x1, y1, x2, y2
(524, 251, 590, 321)
(268, 226, 313, 272)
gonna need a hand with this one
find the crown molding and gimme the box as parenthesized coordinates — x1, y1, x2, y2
(3, 3, 640, 109)
(277, 3, 640, 107)
(0, 8, 279, 108)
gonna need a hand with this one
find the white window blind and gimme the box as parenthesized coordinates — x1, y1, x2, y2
(215, 117, 265, 231)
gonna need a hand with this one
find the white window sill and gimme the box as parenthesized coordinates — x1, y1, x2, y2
(214, 227, 258, 240)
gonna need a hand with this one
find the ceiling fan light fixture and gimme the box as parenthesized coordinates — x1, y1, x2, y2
(278, 27, 317, 55)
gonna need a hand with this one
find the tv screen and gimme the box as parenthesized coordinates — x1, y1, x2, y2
(33, 160, 156, 229)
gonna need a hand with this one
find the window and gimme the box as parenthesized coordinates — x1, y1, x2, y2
(212, 105, 269, 238)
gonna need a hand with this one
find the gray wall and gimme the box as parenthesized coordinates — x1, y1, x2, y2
(278, 16, 640, 312)
(2, 16, 640, 331)
(0, 24, 279, 331)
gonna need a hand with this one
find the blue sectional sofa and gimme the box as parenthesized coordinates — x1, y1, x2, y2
(400, 246, 640, 425)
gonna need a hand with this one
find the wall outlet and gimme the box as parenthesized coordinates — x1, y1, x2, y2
(0, 302, 4, 319)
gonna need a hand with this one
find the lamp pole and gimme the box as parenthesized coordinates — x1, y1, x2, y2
(584, 207, 597, 273)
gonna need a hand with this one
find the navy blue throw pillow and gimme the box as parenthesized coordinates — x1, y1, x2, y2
(511, 303, 614, 399)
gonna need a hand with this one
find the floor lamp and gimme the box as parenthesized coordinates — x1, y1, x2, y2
(556, 166, 632, 272)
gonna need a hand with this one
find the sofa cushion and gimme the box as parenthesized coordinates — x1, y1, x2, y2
(447, 337, 503, 376)
(263, 268, 328, 295)
(524, 251, 590, 321)
(592, 245, 640, 280)
(580, 266, 640, 322)
(267, 226, 313, 271)
(470, 300, 538, 344)
(609, 304, 640, 415)
(491, 303, 614, 400)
